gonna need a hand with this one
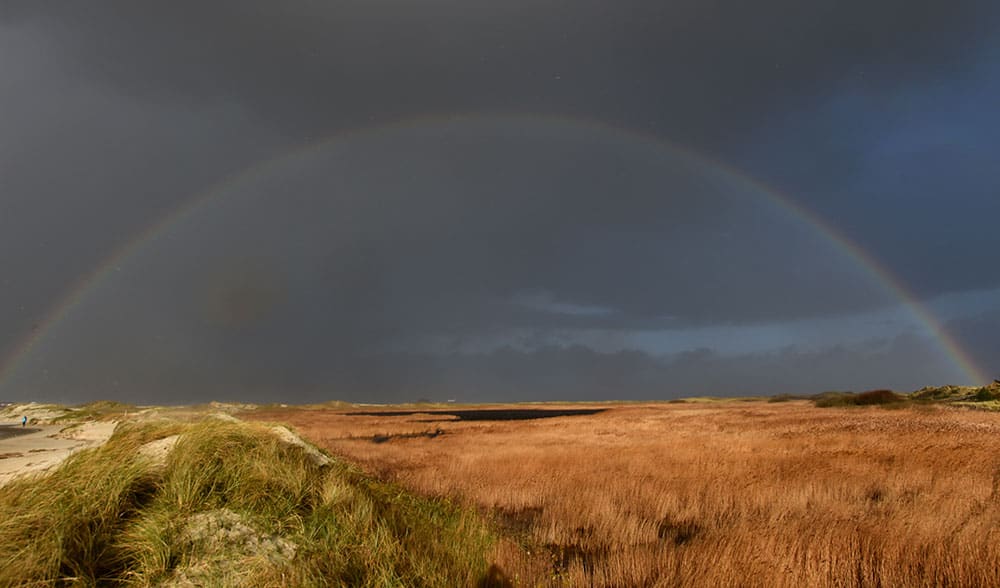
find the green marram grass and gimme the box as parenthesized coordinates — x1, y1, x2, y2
(0, 419, 496, 587)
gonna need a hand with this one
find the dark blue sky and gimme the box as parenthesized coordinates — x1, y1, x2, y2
(0, 1, 997, 403)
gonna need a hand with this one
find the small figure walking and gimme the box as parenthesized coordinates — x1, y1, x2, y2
(21, 416, 26, 427)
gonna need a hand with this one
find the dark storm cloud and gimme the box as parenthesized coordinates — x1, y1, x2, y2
(386, 331, 961, 404)
(1, 1, 998, 402)
(0, 22, 283, 363)
(4, 1, 997, 298)
(8, 331, 959, 406)
(404, 332, 956, 403)
(0, 117, 976, 403)
(37, 119, 903, 330)
(2, 1, 994, 138)
(948, 310, 1000, 381)
(739, 49, 1000, 298)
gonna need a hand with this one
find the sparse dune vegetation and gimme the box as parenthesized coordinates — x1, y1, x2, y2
(0, 418, 494, 586)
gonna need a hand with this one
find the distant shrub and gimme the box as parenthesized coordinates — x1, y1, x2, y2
(813, 390, 904, 408)
(768, 394, 807, 403)
(812, 392, 856, 407)
(910, 385, 968, 401)
(855, 389, 903, 405)
(974, 387, 1000, 402)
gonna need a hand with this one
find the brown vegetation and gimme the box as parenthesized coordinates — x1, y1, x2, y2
(249, 401, 1000, 587)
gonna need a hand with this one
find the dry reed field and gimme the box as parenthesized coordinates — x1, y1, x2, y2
(248, 401, 1000, 586)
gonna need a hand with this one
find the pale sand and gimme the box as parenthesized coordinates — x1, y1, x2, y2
(0, 421, 118, 486)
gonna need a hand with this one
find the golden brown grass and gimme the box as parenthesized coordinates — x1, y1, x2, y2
(249, 401, 1000, 587)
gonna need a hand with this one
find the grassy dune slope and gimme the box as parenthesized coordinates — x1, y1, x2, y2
(0, 419, 496, 587)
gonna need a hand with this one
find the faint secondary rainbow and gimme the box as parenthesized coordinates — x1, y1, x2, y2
(0, 113, 987, 388)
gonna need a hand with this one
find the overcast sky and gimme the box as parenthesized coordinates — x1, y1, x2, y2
(1, 1, 998, 404)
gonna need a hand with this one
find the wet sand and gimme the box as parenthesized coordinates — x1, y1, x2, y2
(0, 425, 39, 440)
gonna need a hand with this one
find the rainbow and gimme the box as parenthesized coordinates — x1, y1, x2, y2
(0, 113, 987, 389)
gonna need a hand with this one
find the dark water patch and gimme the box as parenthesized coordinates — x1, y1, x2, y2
(657, 515, 701, 545)
(0, 425, 40, 440)
(544, 540, 608, 576)
(477, 564, 514, 588)
(348, 408, 606, 421)
(492, 505, 543, 538)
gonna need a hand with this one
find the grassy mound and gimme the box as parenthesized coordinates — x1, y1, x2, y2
(0, 419, 495, 586)
(50, 400, 136, 423)
(766, 394, 810, 403)
(909, 384, 974, 401)
(908, 382, 1000, 409)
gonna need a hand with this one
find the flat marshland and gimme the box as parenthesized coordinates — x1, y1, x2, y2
(250, 401, 1000, 586)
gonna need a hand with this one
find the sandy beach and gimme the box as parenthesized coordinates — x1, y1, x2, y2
(0, 421, 118, 486)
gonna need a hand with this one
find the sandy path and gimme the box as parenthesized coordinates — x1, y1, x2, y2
(0, 422, 118, 486)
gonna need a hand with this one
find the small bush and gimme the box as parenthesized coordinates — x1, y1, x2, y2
(768, 394, 807, 403)
(813, 389, 904, 408)
(854, 389, 903, 405)
(812, 392, 856, 407)
(974, 387, 1000, 402)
